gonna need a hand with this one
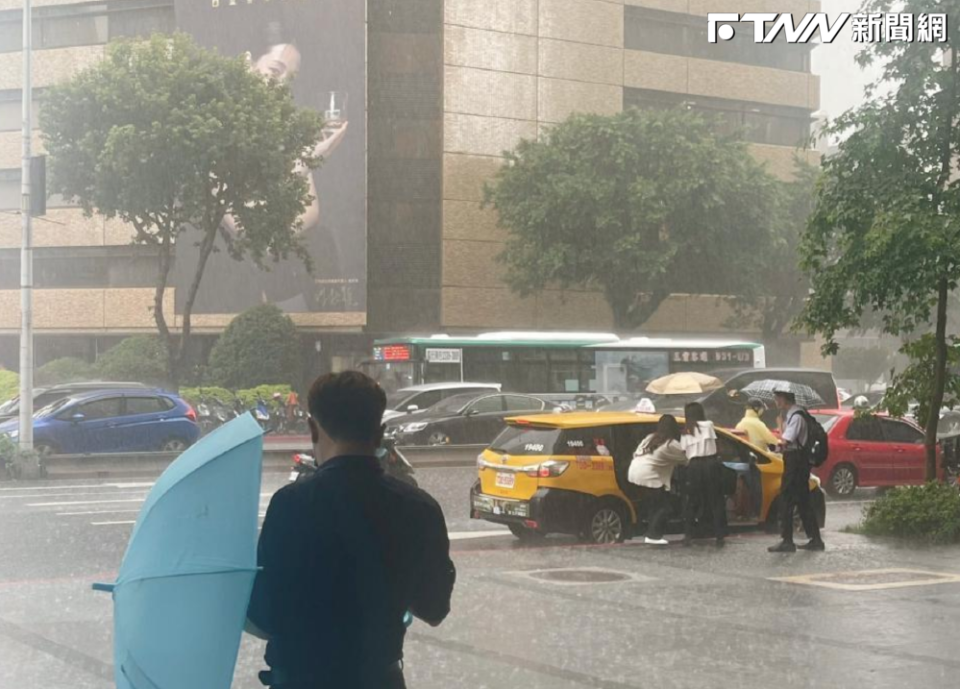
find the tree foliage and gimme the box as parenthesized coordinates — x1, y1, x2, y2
(798, 1, 960, 479)
(485, 108, 779, 330)
(180, 384, 294, 409)
(35, 358, 98, 387)
(207, 304, 301, 390)
(41, 33, 323, 389)
(97, 336, 168, 386)
(882, 336, 960, 427)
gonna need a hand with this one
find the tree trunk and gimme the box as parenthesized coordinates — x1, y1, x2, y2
(925, 277, 950, 481)
(174, 224, 220, 392)
(153, 233, 177, 391)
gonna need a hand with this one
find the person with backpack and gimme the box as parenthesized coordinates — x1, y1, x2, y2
(768, 386, 825, 553)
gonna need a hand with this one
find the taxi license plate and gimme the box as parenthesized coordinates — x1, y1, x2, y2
(495, 472, 515, 489)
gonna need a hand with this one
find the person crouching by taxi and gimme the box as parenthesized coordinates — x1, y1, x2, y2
(681, 403, 727, 547)
(736, 398, 778, 450)
(628, 415, 690, 546)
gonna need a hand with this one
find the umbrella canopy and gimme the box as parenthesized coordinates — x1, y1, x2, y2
(739, 380, 825, 408)
(94, 413, 263, 689)
(646, 372, 724, 396)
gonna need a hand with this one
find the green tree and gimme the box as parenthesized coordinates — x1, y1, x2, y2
(798, 1, 960, 480)
(726, 158, 819, 341)
(35, 357, 97, 386)
(208, 304, 301, 389)
(97, 336, 168, 386)
(484, 108, 779, 330)
(41, 34, 323, 389)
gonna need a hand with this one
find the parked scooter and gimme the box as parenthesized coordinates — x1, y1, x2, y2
(252, 394, 272, 434)
(196, 396, 216, 435)
(289, 438, 418, 488)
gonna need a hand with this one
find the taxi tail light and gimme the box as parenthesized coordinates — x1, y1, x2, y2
(523, 520, 539, 529)
(523, 465, 540, 478)
(477, 454, 486, 470)
(538, 460, 569, 478)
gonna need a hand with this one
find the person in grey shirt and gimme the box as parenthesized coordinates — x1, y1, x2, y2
(768, 388, 824, 553)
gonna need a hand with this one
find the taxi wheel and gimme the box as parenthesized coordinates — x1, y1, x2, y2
(582, 501, 627, 545)
(508, 524, 545, 542)
(828, 464, 858, 498)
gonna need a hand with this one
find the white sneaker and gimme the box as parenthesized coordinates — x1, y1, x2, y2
(644, 537, 669, 546)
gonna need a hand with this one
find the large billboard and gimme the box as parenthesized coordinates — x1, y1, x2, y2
(173, 0, 366, 320)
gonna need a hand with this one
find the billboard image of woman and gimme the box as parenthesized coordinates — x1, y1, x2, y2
(173, 0, 366, 319)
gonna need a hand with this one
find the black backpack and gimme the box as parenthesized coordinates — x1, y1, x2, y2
(796, 409, 829, 468)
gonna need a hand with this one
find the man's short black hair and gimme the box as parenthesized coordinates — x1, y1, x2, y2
(308, 371, 386, 444)
(774, 390, 797, 404)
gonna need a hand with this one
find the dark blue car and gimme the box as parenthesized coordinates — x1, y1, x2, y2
(0, 389, 200, 456)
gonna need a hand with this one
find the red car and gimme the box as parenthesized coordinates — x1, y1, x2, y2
(810, 410, 939, 497)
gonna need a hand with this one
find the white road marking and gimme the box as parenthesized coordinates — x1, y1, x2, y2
(57, 509, 143, 516)
(91, 520, 137, 526)
(28, 498, 146, 508)
(0, 491, 148, 500)
(0, 484, 107, 492)
(448, 530, 509, 541)
(0, 481, 155, 492)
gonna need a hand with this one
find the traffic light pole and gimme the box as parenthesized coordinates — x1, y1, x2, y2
(18, 0, 34, 458)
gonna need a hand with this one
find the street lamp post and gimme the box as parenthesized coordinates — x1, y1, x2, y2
(18, 0, 34, 464)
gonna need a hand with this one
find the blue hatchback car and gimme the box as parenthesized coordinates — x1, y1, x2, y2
(0, 389, 200, 456)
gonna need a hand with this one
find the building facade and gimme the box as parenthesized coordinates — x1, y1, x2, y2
(0, 0, 827, 376)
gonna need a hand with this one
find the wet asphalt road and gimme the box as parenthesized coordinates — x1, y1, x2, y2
(2, 468, 960, 689)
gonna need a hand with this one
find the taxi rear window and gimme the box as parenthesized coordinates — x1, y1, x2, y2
(490, 425, 613, 455)
(489, 426, 562, 455)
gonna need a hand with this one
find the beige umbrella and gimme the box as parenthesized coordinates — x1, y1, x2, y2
(645, 372, 724, 396)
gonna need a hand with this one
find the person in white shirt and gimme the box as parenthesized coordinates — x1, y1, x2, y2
(768, 388, 824, 553)
(628, 415, 690, 545)
(680, 402, 727, 547)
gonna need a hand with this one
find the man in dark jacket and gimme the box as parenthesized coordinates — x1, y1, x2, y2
(248, 371, 456, 688)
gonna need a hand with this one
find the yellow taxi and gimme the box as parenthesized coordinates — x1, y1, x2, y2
(470, 412, 826, 544)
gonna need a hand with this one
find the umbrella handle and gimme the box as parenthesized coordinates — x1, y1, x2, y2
(92, 582, 115, 593)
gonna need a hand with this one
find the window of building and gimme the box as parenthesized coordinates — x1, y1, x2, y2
(0, 0, 174, 53)
(623, 88, 812, 148)
(625, 7, 812, 74)
(0, 246, 160, 290)
(0, 167, 78, 211)
(0, 89, 43, 132)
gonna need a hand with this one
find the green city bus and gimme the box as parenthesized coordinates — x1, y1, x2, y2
(360, 332, 766, 394)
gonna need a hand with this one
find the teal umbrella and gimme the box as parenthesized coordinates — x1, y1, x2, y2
(94, 414, 263, 689)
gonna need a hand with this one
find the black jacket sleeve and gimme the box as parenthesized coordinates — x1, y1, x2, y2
(409, 500, 456, 627)
(247, 485, 301, 636)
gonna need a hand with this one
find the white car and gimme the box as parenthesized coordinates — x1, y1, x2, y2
(383, 382, 501, 423)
